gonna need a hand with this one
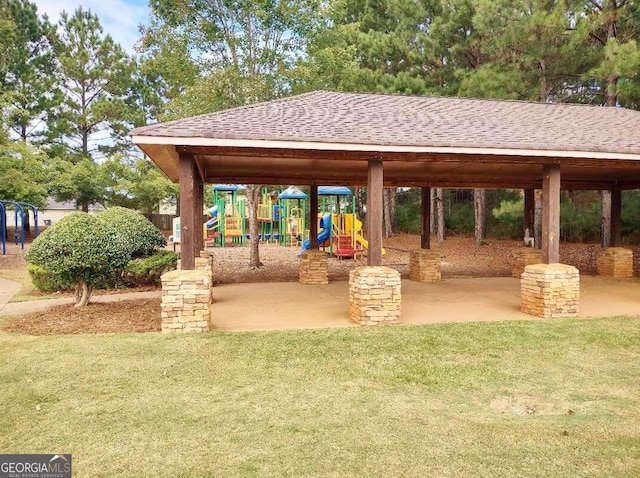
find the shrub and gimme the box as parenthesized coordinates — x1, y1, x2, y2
(26, 212, 129, 306)
(98, 207, 166, 258)
(27, 264, 73, 292)
(123, 251, 178, 286)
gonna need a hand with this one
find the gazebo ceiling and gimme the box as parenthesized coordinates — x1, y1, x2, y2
(131, 91, 640, 190)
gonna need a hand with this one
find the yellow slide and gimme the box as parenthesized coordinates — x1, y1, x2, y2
(346, 215, 385, 255)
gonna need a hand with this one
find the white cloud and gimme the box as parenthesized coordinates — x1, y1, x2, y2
(33, 0, 150, 53)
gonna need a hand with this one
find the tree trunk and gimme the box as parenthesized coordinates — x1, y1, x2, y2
(601, 190, 612, 247)
(473, 188, 486, 245)
(246, 184, 263, 268)
(430, 188, 436, 232)
(355, 187, 366, 219)
(74, 280, 94, 307)
(383, 188, 395, 238)
(534, 190, 542, 249)
(436, 188, 445, 242)
(81, 201, 89, 213)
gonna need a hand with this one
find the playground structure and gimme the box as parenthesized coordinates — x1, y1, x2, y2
(0, 200, 39, 255)
(171, 184, 371, 259)
(300, 186, 373, 259)
(202, 185, 308, 247)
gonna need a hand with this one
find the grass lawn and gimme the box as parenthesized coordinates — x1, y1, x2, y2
(0, 269, 63, 302)
(1, 318, 639, 477)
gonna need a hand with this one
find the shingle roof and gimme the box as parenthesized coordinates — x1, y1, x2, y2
(131, 91, 640, 155)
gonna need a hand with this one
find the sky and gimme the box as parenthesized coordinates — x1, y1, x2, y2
(32, 0, 151, 53)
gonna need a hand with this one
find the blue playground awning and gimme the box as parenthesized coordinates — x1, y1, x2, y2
(278, 186, 307, 200)
(318, 186, 352, 196)
(213, 184, 240, 192)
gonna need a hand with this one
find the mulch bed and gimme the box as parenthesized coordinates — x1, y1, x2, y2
(2, 299, 161, 335)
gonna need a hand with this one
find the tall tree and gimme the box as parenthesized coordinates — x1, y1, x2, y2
(0, 0, 58, 142)
(141, 0, 320, 267)
(47, 8, 137, 162)
(576, 1, 640, 245)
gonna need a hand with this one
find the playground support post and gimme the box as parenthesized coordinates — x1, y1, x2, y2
(179, 152, 198, 270)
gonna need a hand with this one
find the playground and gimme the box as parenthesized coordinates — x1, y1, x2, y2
(188, 185, 373, 260)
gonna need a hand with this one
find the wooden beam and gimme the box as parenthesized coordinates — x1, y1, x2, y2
(611, 189, 622, 247)
(421, 187, 431, 249)
(542, 164, 561, 264)
(524, 189, 535, 236)
(367, 159, 384, 266)
(310, 185, 318, 250)
(179, 152, 197, 270)
(194, 156, 206, 182)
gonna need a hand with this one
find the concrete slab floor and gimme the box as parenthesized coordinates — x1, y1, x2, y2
(210, 276, 640, 332)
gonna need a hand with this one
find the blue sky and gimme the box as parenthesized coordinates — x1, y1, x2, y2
(33, 0, 151, 53)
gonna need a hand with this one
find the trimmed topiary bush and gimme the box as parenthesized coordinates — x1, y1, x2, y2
(26, 212, 129, 306)
(98, 206, 166, 259)
(27, 264, 73, 292)
(122, 250, 178, 286)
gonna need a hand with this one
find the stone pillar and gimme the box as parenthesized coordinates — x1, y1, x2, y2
(597, 247, 633, 277)
(195, 250, 214, 283)
(299, 250, 329, 285)
(520, 264, 579, 318)
(349, 266, 401, 326)
(511, 248, 543, 278)
(409, 249, 441, 282)
(160, 270, 213, 333)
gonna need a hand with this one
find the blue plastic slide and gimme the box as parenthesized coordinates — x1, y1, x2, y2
(205, 205, 219, 229)
(299, 214, 332, 255)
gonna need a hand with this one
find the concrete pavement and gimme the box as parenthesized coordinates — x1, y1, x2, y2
(0, 278, 21, 314)
(1, 275, 639, 332)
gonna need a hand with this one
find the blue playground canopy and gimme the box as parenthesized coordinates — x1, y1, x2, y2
(318, 186, 352, 196)
(212, 184, 240, 192)
(278, 186, 307, 200)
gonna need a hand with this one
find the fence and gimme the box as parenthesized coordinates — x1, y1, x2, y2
(144, 214, 176, 231)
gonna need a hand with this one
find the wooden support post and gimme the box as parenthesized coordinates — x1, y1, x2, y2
(179, 152, 197, 270)
(194, 172, 204, 253)
(611, 189, 622, 247)
(542, 164, 561, 264)
(524, 189, 535, 236)
(421, 187, 431, 250)
(310, 184, 318, 250)
(367, 159, 383, 266)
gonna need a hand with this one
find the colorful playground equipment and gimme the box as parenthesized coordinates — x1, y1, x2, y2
(277, 186, 306, 246)
(300, 186, 374, 259)
(192, 184, 372, 259)
(202, 185, 308, 247)
(204, 184, 247, 246)
(0, 200, 39, 255)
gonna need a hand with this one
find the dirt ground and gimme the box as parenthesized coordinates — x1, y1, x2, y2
(1, 233, 637, 335)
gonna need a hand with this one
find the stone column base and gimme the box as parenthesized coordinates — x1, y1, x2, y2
(195, 250, 214, 283)
(597, 247, 633, 277)
(299, 250, 329, 285)
(161, 270, 213, 333)
(409, 249, 441, 282)
(349, 266, 401, 326)
(520, 264, 579, 318)
(511, 248, 542, 278)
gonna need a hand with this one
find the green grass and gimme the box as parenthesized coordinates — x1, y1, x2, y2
(1, 318, 639, 477)
(0, 269, 65, 302)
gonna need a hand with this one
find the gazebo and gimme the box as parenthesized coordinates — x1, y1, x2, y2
(130, 91, 640, 332)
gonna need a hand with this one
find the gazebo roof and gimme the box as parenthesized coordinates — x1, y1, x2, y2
(131, 91, 640, 190)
